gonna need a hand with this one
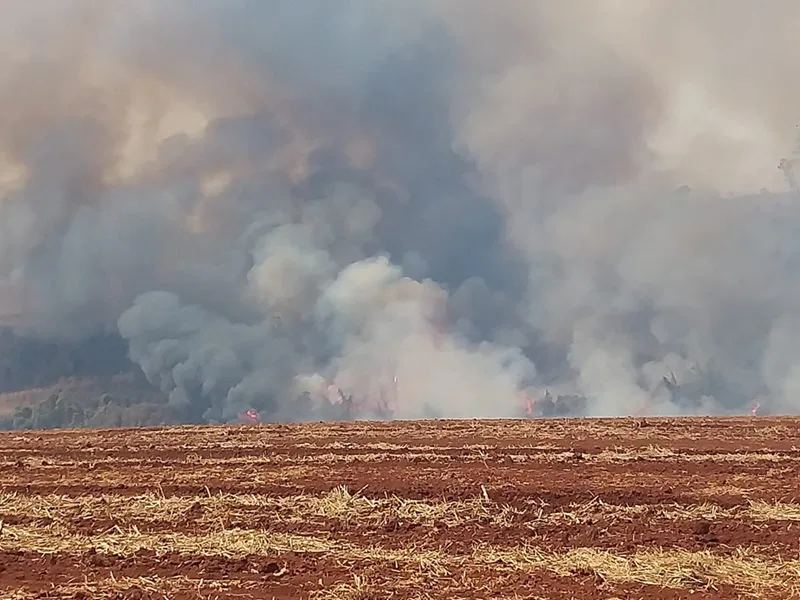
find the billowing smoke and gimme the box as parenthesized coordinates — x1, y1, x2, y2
(1, 1, 800, 421)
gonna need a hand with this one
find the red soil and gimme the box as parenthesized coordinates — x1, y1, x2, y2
(0, 416, 798, 599)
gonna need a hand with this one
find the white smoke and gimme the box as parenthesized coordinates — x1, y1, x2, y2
(0, 1, 797, 420)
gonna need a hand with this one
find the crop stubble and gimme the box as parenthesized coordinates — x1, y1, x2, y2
(1, 417, 800, 599)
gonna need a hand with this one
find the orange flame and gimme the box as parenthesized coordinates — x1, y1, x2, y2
(519, 392, 533, 416)
(238, 408, 260, 424)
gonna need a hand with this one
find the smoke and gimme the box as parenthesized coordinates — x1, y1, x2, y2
(0, 1, 799, 421)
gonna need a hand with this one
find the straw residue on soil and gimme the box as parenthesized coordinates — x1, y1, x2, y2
(1, 416, 800, 599)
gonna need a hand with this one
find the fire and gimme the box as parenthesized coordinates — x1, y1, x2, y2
(519, 392, 534, 417)
(237, 408, 260, 424)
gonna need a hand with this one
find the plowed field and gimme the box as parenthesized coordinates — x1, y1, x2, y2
(1, 417, 800, 599)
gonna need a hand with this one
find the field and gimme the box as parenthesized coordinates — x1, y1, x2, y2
(1, 418, 800, 599)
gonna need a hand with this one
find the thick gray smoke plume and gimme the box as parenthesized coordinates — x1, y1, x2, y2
(2, 0, 800, 421)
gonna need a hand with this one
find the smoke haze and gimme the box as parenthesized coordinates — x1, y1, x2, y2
(2, 0, 800, 421)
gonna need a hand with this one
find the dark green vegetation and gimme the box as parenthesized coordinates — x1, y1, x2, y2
(0, 326, 740, 430)
(0, 327, 388, 429)
(0, 375, 177, 430)
(0, 328, 177, 430)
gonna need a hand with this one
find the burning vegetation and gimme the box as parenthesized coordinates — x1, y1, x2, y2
(0, 3, 796, 427)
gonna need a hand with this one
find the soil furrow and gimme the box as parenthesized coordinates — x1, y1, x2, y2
(2, 491, 800, 553)
(3, 417, 800, 598)
(0, 551, 742, 600)
(2, 464, 796, 509)
(0, 527, 795, 598)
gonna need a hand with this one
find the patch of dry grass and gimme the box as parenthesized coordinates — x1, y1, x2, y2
(2, 573, 256, 599)
(2, 416, 797, 455)
(3, 487, 800, 535)
(0, 486, 524, 530)
(311, 575, 379, 600)
(0, 522, 452, 576)
(479, 545, 800, 597)
(1, 521, 799, 596)
(0, 522, 342, 561)
(4, 444, 799, 470)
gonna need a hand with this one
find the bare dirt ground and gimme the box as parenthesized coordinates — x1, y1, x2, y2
(1, 416, 800, 599)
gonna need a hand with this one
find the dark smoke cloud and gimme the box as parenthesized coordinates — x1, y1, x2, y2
(1, 1, 800, 421)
